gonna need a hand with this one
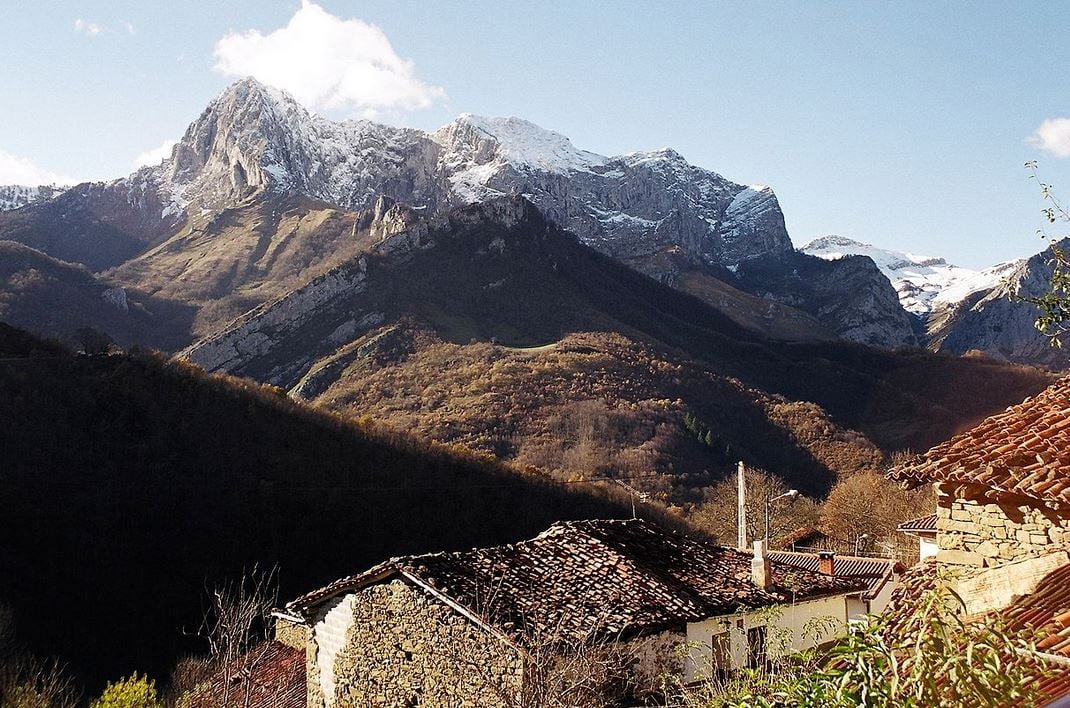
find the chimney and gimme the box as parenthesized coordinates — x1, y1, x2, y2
(818, 551, 835, 575)
(751, 540, 772, 589)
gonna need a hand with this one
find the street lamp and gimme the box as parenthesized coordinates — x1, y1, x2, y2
(764, 489, 799, 544)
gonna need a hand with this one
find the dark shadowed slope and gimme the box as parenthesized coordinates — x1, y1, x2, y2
(0, 322, 632, 690)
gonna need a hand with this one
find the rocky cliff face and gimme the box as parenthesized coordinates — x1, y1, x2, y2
(734, 251, 919, 348)
(928, 239, 1070, 367)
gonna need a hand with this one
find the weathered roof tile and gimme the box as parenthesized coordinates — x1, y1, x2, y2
(284, 519, 862, 641)
(889, 377, 1070, 508)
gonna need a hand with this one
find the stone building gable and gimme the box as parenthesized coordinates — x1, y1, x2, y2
(936, 497, 1070, 568)
(306, 578, 522, 708)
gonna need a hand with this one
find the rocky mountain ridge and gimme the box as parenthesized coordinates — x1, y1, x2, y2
(802, 234, 1070, 368)
(802, 235, 1021, 316)
(0, 183, 67, 211)
(0, 79, 962, 351)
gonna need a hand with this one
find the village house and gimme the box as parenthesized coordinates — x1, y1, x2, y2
(896, 513, 937, 562)
(768, 550, 904, 617)
(887, 376, 1070, 701)
(258, 518, 862, 707)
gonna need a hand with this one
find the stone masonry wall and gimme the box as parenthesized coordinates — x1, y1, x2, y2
(307, 579, 523, 707)
(936, 494, 1070, 568)
(274, 617, 309, 650)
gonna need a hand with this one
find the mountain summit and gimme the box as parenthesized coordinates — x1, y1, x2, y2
(802, 235, 1020, 316)
(12, 79, 792, 275)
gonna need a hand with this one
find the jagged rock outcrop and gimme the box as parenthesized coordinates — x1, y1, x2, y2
(182, 198, 542, 386)
(734, 251, 919, 348)
(928, 239, 1070, 367)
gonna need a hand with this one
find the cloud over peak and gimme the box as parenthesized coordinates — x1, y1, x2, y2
(212, 1, 445, 119)
(1030, 118, 1070, 159)
(132, 139, 177, 170)
(0, 149, 75, 186)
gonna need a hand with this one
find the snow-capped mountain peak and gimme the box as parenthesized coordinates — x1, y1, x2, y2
(801, 235, 1020, 316)
(435, 114, 607, 174)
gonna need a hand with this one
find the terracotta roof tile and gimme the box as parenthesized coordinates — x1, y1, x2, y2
(768, 550, 900, 597)
(284, 519, 863, 642)
(897, 514, 937, 533)
(182, 641, 305, 708)
(889, 377, 1070, 508)
(881, 561, 1070, 702)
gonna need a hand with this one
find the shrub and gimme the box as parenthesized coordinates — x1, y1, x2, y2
(90, 673, 163, 708)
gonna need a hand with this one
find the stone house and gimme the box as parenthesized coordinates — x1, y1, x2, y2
(889, 377, 1070, 571)
(271, 518, 863, 707)
(887, 376, 1070, 701)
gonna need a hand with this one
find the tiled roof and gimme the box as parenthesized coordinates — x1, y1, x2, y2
(889, 377, 1070, 509)
(999, 562, 1070, 700)
(881, 560, 1070, 702)
(284, 519, 862, 641)
(181, 641, 305, 708)
(880, 559, 939, 640)
(768, 550, 900, 597)
(897, 514, 937, 534)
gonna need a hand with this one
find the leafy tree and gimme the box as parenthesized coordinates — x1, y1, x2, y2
(90, 673, 164, 708)
(1023, 161, 1070, 345)
(690, 467, 819, 547)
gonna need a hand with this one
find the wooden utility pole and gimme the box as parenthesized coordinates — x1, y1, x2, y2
(737, 461, 747, 550)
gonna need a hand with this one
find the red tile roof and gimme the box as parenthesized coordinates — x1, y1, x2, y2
(283, 519, 863, 642)
(768, 550, 901, 598)
(181, 641, 305, 708)
(889, 377, 1070, 509)
(897, 514, 937, 534)
(882, 560, 1070, 702)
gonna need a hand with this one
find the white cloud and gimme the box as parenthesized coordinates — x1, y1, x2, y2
(132, 139, 177, 170)
(121, 20, 136, 35)
(0, 149, 75, 186)
(1029, 118, 1070, 159)
(212, 0, 445, 118)
(74, 18, 103, 37)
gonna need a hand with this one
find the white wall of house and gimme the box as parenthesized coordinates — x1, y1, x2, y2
(920, 535, 938, 561)
(683, 594, 849, 681)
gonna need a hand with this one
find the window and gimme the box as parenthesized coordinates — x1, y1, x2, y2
(746, 625, 767, 668)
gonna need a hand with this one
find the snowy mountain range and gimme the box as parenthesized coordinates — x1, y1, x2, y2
(0, 78, 1063, 365)
(143, 77, 793, 277)
(801, 235, 1021, 316)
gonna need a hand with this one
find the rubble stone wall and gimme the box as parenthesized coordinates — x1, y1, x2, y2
(936, 493, 1070, 568)
(306, 579, 522, 707)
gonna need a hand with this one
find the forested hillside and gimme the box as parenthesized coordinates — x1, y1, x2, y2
(0, 323, 632, 689)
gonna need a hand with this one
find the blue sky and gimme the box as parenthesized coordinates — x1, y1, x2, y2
(2, 1, 1069, 268)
